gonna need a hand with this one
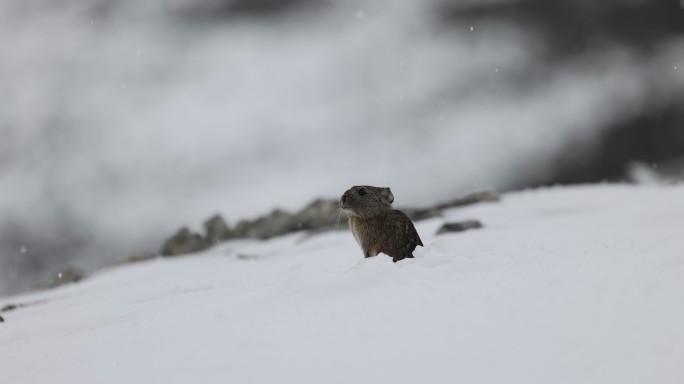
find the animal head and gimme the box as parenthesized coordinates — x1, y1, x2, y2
(339, 185, 394, 218)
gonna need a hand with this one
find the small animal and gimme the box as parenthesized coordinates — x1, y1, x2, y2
(340, 185, 423, 262)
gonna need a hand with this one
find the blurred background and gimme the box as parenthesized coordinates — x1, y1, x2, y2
(1, 0, 683, 297)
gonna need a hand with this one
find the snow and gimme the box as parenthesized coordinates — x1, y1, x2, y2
(1, 184, 683, 383)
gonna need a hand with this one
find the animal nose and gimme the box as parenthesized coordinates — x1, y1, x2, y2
(341, 194, 347, 203)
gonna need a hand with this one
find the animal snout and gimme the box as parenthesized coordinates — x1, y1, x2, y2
(340, 194, 347, 206)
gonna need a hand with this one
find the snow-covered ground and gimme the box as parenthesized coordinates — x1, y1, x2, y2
(1, 184, 682, 383)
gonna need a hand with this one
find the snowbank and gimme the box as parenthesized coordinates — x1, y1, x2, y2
(1, 184, 682, 383)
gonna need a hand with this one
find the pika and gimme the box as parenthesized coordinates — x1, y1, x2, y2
(340, 185, 423, 262)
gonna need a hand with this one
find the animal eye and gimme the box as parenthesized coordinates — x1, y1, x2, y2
(358, 187, 367, 196)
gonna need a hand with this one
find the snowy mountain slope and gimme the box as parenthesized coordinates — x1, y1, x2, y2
(1, 184, 683, 384)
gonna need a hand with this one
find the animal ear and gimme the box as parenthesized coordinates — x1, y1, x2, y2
(381, 187, 394, 204)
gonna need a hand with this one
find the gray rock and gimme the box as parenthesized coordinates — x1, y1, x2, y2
(246, 209, 295, 239)
(231, 220, 251, 238)
(160, 227, 210, 256)
(231, 200, 344, 241)
(228, 211, 292, 240)
(157, 190, 499, 254)
(1, 300, 44, 313)
(237, 253, 259, 260)
(293, 199, 341, 231)
(44, 268, 84, 288)
(401, 207, 442, 221)
(1, 304, 20, 312)
(204, 214, 232, 244)
(436, 220, 483, 235)
(435, 191, 500, 210)
(403, 191, 499, 221)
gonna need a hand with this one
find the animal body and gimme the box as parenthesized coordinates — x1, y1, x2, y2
(340, 185, 423, 262)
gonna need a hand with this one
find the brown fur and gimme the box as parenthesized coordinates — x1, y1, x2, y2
(340, 185, 423, 262)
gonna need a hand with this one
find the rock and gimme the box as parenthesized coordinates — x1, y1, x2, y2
(237, 253, 259, 260)
(251, 209, 295, 239)
(44, 268, 84, 288)
(293, 199, 341, 231)
(124, 252, 158, 264)
(231, 220, 251, 238)
(435, 191, 500, 210)
(403, 191, 499, 221)
(436, 220, 483, 235)
(1, 304, 19, 312)
(1, 300, 43, 313)
(204, 214, 232, 244)
(156, 190, 499, 255)
(233, 209, 295, 239)
(179, 0, 321, 19)
(232, 200, 343, 240)
(160, 227, 210, 256)
(402, 207, 442, 221)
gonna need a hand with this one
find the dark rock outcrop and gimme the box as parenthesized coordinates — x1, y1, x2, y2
(1, 304, 21, 312)
(160, 227, 210, 256)
(237, 253, 259, 261)
(403, 191, 500, 221)
(178, 0, 327, 21)
(436, 220, 483, 235)
(1, 300, 44, 313)
(0, 300, 49, 321)
(233, 209, 294, 240)
(204, 214, 232, 244)
(293, 199, 340, 231)
(156, 190, 500, 258)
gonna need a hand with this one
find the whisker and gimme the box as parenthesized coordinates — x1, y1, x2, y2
(327, 205, 338, 230)
(330, 206, 338, 230)
(335, 207, 342, 230)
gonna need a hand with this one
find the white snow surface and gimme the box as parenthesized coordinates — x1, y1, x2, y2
(1, 184, 683, 383)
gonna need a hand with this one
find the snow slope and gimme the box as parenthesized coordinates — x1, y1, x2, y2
(1, 184, 683, 383)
